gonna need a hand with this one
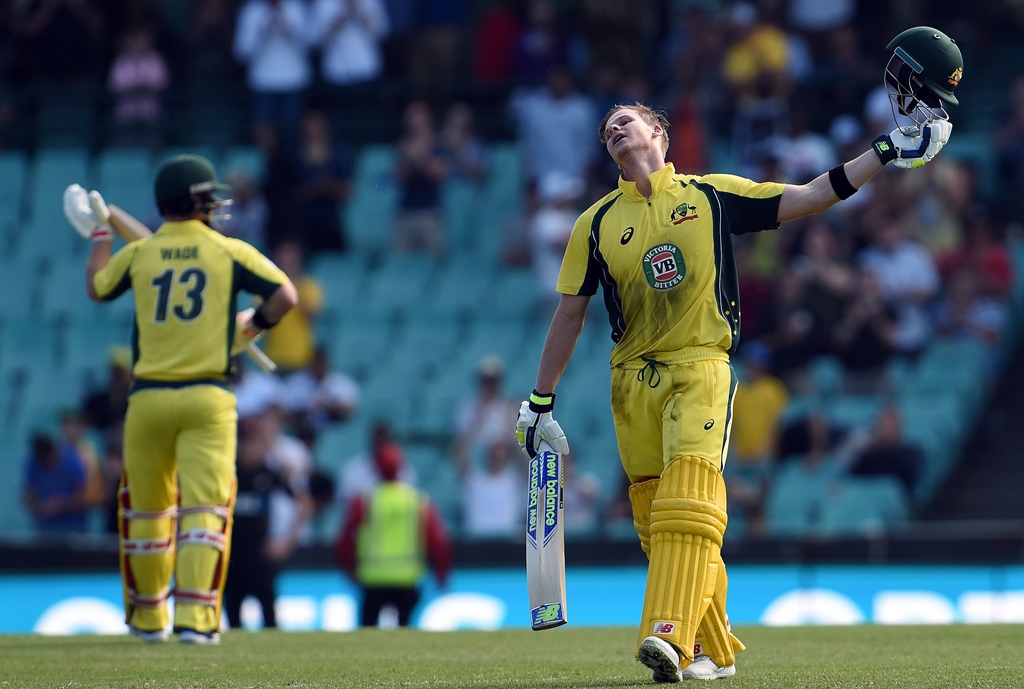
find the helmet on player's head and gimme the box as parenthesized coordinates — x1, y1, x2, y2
(884, 26, 963, 127)
(154, 154, 232, 222)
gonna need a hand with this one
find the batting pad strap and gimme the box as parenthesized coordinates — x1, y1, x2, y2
(177, 529, 227, 551)
(123, 537, 174, 554)
(629, 479, 660, 558)
(178, 505, 231, 521)
(650, 498, 727, 547)
(129, 586, 171, 609)
(173, 587, 219, 606)
(123, 506, 178, 520)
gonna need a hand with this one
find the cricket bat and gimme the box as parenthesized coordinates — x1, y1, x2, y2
(526, 440, 567, 630)
(106, 204, 278, 374)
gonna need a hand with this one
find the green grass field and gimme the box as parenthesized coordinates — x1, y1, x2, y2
(2, 625, 1023, 689)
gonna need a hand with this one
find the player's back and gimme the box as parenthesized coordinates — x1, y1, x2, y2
(125, 220, 268, 381)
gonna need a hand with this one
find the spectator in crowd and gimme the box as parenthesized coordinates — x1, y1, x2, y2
(293, 109, 354, 254)
(439, 101, 486, 182)
(225, 420, 311, 630)
(220, 169, 269, 251)
(233, 0, 312, 139)
(730, 342, 788, 466)
(452, 356, 520, 470)
(99, 424, 124, 534)
(81, 346, 132, 433)
(393, 99, 448, 255)
(406, 0, 468, 85)
(22, 432, 89, 534)
(12, 0, 105, 86)
(107, 26, 168, 136)
(58, 409, 103, 512)
(282, 346, 360, 434)
(309, 0, 389, 88)
(471, 0, 520, 83)
(512, 0, 568, 85)
(994, 74, 1024, 199)
(335, 421, 417, 512)
(846, 405, 923, 498)
(233, 355, 285, 421)
(934, 269, 1008, 351)
(262, 240, 324, 374)
(334, 442, 452, 627)
(939, 204, 1014, 300)
(577, 0, 649, 78)
(459, 439, 522, 539)
(790, 218, 856, 339)
(561, 451, 602, 536)
(529, 170, 583, 314)
(759, 267, 824, 387)
(185, 0, 239, 84)
(253, 121, 301, 248)
(511, 64, 597, 188)
(857, 215, 940, 359)
(831, 267, 899, 379)
(811, 24, 873, 122)
(258, 403, 316, 546)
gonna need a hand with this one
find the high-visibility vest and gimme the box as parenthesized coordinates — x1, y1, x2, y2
(356, 482, 427, 587)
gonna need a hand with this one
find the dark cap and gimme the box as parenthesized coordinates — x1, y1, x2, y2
(154, 154, 229, 211)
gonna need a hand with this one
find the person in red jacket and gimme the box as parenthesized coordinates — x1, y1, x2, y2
(334, 442, 451, 627)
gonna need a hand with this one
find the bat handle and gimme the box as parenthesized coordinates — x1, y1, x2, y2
(243, 342, 277, 373)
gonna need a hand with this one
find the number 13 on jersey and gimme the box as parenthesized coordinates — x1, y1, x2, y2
(526, 442, 567, 631)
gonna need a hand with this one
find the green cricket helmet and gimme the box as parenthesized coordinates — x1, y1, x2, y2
(154, 154, 232, 221)
(884, 26, 963, 126)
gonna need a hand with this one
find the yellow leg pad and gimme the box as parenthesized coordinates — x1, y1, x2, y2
(628, 479, 659, 558)
(173, 505, 232, 633)
(636, 456, 727, 663)
(694, 554, 745, 667)
(120, 494, 177, 632)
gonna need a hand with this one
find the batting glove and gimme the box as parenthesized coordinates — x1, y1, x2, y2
(515, 391, 569, 459)
(232, 307, 266, 356)
(63, 184, 112, 242)
(872, 119, 953, 169)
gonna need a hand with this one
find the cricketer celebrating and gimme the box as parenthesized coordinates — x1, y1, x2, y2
(63, 154, 298, 644)
(516, 27, 962, 682)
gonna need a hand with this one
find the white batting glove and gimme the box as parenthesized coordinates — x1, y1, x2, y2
(232, 307, 266, 356)
(872, 119, 953, 169)
(515, 391, 569, 459)
(63, 184, 112, 241)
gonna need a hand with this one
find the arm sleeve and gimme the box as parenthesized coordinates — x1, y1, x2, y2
(701, 174, 785, 235)
(424, 500, 452, 587)
(230, 240, 290, 299)
(334, 497, 364, 574)
(555, 208, 602, 296)
(93, 243, 139, 301)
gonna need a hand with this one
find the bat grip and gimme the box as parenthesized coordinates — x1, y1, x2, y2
(243, 342, 277, 373)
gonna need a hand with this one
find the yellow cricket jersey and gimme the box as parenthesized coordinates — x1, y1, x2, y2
(93, 220, 289, 381)
(557, 164, 784, 366)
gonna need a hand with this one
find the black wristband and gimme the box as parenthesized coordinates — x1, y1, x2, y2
(828, 164, 858, 200)
(528, 389, 555, 413)
(872, 133, 898, 164)
(251, 307, 275, 330)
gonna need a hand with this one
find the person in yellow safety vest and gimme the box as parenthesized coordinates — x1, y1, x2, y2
(334, 442, 452, 627)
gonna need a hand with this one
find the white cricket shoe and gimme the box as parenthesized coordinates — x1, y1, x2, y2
(638, 636, 683, 683)
(129, 626, 169, 644)
(681, 655, 736, 680)
(178, 628, 221, 645)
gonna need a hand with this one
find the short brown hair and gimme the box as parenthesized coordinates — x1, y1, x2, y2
(598, 103, 671, 158)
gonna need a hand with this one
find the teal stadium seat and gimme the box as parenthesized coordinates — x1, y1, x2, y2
(0, 151, 27, 227)
(95, 148, 153, 220)
(817, 477, 909, 537)
(0, 317, 60, 375)
(307, 252, 368, 322)
(344, 145, 397, 255)
(360, 254, 436, 321)
(222, 146, 267, 183)
(0, 257, 44, 320)
(24, 149, 90, 260)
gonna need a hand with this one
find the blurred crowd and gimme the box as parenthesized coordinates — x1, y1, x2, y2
(14, 0, 1024, 545)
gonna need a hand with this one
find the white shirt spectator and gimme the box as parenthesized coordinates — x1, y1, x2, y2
(787, 0, 854, 31)
(334, 451, 417, 509)
(235, 369, 285, 420)
(282, 368, 360, 431)
(530, 171, 582, 303)
(234, 0, 312, 92)
(512, 83, 596, 184)
(309, 0, 389, 85)
(858, 238, 940, 352)
(462, 463, 522, 538)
